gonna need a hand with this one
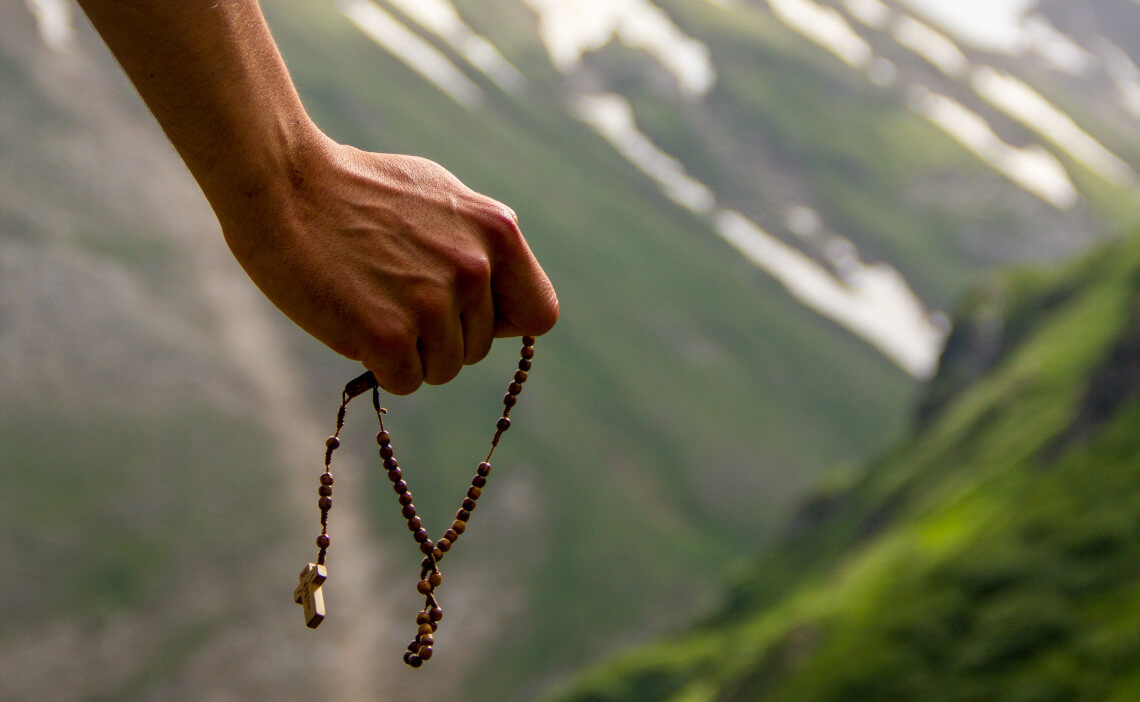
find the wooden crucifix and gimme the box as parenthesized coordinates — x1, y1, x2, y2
(293, 562, 327, 629)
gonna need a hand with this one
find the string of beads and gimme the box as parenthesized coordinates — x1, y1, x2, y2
(297, 336, 537, 667)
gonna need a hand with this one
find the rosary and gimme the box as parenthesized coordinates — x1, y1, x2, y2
(292, 336, 536, 668)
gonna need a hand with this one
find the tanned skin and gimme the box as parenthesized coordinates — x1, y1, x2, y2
(76, 0, 559, 394)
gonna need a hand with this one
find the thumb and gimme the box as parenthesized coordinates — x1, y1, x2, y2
(488, 221, 559, 339)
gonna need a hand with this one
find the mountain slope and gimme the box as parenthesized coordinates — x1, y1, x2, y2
(552, 233, 1140, 701)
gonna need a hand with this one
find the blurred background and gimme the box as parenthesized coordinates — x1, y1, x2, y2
(4, 0, 1140, 699)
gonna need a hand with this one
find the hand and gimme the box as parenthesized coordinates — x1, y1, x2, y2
(216, 132, 558, 394)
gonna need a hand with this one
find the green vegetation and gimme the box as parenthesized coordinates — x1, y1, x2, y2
(551, 235, 1140, 701)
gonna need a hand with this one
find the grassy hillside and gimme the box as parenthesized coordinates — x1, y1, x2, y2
(552, 233, 1140, 701)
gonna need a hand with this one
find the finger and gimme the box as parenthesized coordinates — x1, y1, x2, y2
(486, 215, 559, 337)
(360, 326, 424, 396)
(461, 288, 495, 364)
(419, 310, 465, 385)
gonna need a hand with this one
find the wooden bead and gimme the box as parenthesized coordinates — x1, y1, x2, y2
(514, 370, 528, 383)
(407, 517, 422, 532)
(521, 346, 534, 359)
(388, 469, 403, 482)
(316, 534, 330, 549)
(419, 633, 435, 646)
(376, 430, 390, 445)
(518, 358, 532, 371)
(429, 572, 442, 587)
(319, 485, 333, 497)
(417, 612, 430, 625)
(419, 645, 433, 660)
(413, 528, 429, 543)
(384, 457, 399, 470)
(432, 547, 444, 560)
(472, 474, 487, 488)
(404, 651, 415, 664)
(467, 486, 482, 500)
(408, 641, 420, 653)
(437, 538, 452, 552)
(402, 504, 417, 519)
(420, 541, 435, 556)
(508, 382, 522, 395)
(320, 473, 334, 486)
(429, 607, 443, 622)
(318, 496, 332, 510)
(431, 621, 439, 632)
(477, 462, 492, 476)
(456, 509, 470, 522)
(417, 580, 433, 594)
(443, 529, 458, 542)
(452, 520, 466, 535)
(497, 417, 511, 431)
(461, 498, 477, 511)
(380, 445, 394, 459)
(503, 394, 517, 407)
(418, 622, 434, 636)
(325, 436, 340, 449)
(522, 335, 536, 346)
(408, 655, 423, 668)
(399, 492, 414, 506)
(393, 480, 408, 494)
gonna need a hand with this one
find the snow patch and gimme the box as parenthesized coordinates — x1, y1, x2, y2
(1102, 42, 1140, 123)
(386, 0, 524, 92)
(523, 0, 715, 97)
(890, 15, 968, 77)
(972, 66, 1133, 186)
(907, 85, 1078, 210)
(715, 211, 946, 379)
(24, 0, 74, 53)
(573, 93, 715, 213)
(767, 0, 873, 68)
(340, 0, 483, 108)
(842, 0, 891, 30)
(867, 57, 898, 86)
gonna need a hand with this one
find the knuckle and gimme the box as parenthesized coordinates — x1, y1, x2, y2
(453, 253, 491, 292)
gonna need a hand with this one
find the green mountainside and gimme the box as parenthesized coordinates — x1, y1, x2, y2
(554, 233, 1140, 701)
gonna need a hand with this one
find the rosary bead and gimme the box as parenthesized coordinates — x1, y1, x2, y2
(514, 370, 528, 383)
(437, 538, 452, 552)
(456, 509, 471, 522)
(497, 417, 511, 431)
(318, 496, 332, 510)
(461, 498, 477, 511)
(421, 558, 433, 570)
(399, 492, 414, 506)
(429, 607, 444, 622)
(404, 651, 415, 664)
(393, 480, 409, 494)
(508, 382, 523, 396)
(443, 528, 458, 542)
(402, 504, 417, 519)
(319, 485, 333, 497)
(408, 641, 420, 653)
(467, 486, 482, 500)
(320, 473, 334, 486)
(418, 622, 434, 636)
(417, 611, 430, 625)
(407, 655, 423, 668)
(518, 358, 532, 371)
(419, 633, 435, 646)
(388, 469, 403, 482)
(419, 541, 435, 556)
(472, 474, 487, 488)
(384, 457, 399, 470)
(407, 517, 423, 533)
(413, 527, 428, 542)
(503, 394, 517, 408)
(325, 436, 340, 449)
(316, 534, 330, 549)
(521, 346, 535, 359)
(451, 520, 466, 534)
(433, 547, 444, 560)
(419, 645, 434, 661)
(380, 444, 394, 459)
(417, 579, 433, 595)
(376, 430, 391, 446)
(477, 462, 492, 476)
(429, 572, 442, 587)
(522, 335, 536, 346)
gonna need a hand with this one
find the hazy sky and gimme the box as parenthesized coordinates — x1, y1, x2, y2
(899, 0, 1038, 50)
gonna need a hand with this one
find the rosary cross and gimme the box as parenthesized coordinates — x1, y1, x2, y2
(293, 562, 327, 629)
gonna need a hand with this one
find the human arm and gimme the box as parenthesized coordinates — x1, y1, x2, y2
(76, 0, 558, 394)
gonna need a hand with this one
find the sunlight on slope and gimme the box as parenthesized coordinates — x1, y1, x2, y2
(574, 93, 715, 214)
(23, 0, 73, 52)
(1102, 41, 1140, 123)
(339, 0, 483, 108)
(767, 0, 872, 69)
(386, 0, 524, 92)
(522, 0, 715, 97)
(972, 66, 1134, 186)
(842, 0, 890, 30)
(890, 15, 967, 77)
(715, 211, 946, 379)
(907, 85, 1078, 209)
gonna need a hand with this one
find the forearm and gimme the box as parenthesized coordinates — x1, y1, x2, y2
(77, 0, 319, 217)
